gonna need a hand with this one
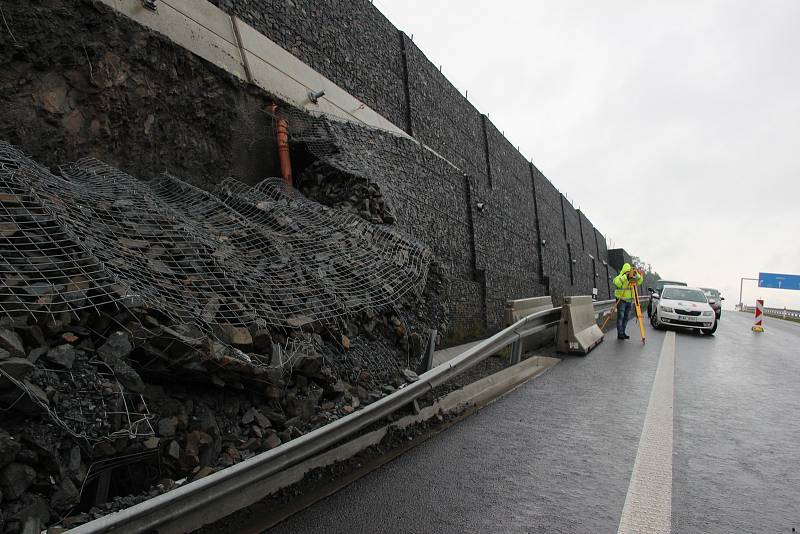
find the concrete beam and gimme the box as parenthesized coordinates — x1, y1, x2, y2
(98, 0, 409, 137)
(98, 0, 247, 80)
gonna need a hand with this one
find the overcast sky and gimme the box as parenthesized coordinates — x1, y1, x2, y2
(376, 0, 800, 310)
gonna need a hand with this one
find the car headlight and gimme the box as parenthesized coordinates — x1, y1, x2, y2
(702, 311, 713, 316)
(661, 307, 673, 313)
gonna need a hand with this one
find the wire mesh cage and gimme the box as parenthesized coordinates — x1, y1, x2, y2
(0, 141, 432, 333)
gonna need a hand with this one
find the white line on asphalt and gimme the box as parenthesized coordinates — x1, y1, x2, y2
(617, 331, 675, 534)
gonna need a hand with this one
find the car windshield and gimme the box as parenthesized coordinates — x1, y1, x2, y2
(657, 281, 686, 290)
(662, 288, 707, 302)
(703, 289, 720, 299)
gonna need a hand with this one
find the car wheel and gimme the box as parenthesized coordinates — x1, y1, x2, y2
(702, 319, 718, 335)
(650, 312, 662, 330)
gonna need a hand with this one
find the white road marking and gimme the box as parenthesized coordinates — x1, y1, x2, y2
(617, 331, 675, 534)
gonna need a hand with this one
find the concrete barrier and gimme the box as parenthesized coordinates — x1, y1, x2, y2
(505, 296, 555, 352)
(556, 296, 604, 355)
(504, 296, 554, 324)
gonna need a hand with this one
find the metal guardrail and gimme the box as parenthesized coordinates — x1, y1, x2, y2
(740, 305, 800, 319)
(70, 297, 627, 533)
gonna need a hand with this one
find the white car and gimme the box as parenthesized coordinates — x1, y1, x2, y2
(650, 285, 718, 335)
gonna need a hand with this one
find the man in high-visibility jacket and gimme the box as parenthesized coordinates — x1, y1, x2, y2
(613, 263, 643, 340)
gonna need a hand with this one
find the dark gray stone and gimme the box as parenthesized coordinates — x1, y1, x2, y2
(11, 493, 50, 531)
(13, 448, 37, 467)
(158, 416, 178, 438)
(401, 369, 419, 383)
(26, 347, 46, 364)
(0, 329, 24, 358)
(0, 429, 21, 470)
(0, 462, 36, 500)
(251, 328, 272, 353)
(21, 428, 59, 473)
(111, 362, 145, 393)
(0, 358, 35, 388)
(97, 332, 145, 392)
(285, 394, 316, 419)
(184, 430, 213, 467)
(296, 352, 323, 378)
(0, 381, 48, 414)
(67, 446, 81, 474)
(195, 406, 218, 433)
(50, 477, 80, 511)
(21, 516, 43, 534)
(97, 331, 133, 361)
(264, 432, 281, 450)
(241, 407, 256, 425)
(253, 410, 272, 429)
(44, 344, 76, 369)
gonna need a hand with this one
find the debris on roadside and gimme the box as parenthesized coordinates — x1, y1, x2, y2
(0, 141, 447, 533)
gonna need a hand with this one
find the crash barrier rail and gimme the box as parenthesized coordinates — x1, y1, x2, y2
(505, 296, 555, 354)
(72, 297, 635, 534)
(740, 305, 800, 320)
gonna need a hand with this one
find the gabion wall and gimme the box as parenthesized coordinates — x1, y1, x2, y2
(206, 0, 618, 331)
(1, 0, 623, 340)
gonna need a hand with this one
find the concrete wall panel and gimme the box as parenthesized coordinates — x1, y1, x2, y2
(210, 0, 408, 130)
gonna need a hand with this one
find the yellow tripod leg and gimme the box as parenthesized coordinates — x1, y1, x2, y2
(601, 299, 621, 331)
(633, 285, 646, 343)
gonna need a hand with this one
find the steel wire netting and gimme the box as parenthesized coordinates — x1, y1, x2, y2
(0, 142, 432, 333)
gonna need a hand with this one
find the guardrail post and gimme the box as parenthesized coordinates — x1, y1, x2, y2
(510, 338, 522, 365)
(417, 329, 437, 373)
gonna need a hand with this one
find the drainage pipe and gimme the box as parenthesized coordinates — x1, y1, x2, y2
(270, 104, 293, 186)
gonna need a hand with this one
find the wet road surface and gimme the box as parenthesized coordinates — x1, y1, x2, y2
(673, 312, 800, 533)
(270, 312, 800, 533)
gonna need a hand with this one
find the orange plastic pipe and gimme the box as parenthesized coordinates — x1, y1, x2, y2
(270, 104, 292, 186)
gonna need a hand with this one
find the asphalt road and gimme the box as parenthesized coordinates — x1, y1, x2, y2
(270, 311, 800, 533)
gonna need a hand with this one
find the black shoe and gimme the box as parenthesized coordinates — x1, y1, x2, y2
(617, 334, 626, 340)
(623, 334, 630, 339)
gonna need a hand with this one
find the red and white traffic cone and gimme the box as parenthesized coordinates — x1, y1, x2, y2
(752, 299, 765, 332)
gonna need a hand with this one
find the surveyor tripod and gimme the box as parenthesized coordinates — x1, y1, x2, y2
(601, 281, 646, 343)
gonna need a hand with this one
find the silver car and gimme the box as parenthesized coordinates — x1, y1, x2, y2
(650, 285, 717, 335)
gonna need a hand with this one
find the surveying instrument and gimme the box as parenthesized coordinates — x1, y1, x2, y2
(600, 269, 646, 343)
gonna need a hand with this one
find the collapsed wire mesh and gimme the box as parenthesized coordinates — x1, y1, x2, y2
(266, 107, 468, 281)
(0, 141, 432, 330)
(321, 335, 402, 389)
(0, 358, 155, 444)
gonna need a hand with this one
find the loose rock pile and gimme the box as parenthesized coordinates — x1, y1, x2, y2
(0, 306, 428, 532)
(298, 161, 396, 225)
(0, 142, 447, 533)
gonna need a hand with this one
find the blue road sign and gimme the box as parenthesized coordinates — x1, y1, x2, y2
(758, 272, 800, 291)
